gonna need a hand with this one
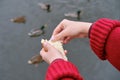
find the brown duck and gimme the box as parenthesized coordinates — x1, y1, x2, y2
(28, 54, 43, 65)
(10, 16, 26, 23)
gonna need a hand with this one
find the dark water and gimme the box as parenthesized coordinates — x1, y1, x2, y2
(0, 0, 120, 80)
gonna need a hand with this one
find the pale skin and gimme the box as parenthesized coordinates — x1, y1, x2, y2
(40, 19, 92, 64)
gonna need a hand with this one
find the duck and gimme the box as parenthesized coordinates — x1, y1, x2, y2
(28, 54, 43, 65)
(28, 24, 47, 37)
(38, 3, 51, 12)
(64, 10, 82, 20)
(10, 16, 26, 23)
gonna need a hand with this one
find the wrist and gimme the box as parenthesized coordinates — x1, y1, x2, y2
(84, 22, 92, 33)
(88, 23, 93, 38)
(81, 22, 92, 37)
(49, 56, 65, 64)
(51, 58, 65, 64)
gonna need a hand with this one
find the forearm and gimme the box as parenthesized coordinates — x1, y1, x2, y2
(89, 18, 120, 70)
(77, 21, 92, 37)
(89, 18, 118, 60)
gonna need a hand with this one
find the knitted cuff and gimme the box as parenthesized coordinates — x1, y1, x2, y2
(45, 59, 83, 80)
(89, 18, 120, 60)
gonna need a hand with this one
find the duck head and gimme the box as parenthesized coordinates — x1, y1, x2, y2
(46, 4, 51, 12)
(77, 10, 81, 20)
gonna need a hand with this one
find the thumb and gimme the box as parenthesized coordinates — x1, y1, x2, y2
(42, 41, 52, 52)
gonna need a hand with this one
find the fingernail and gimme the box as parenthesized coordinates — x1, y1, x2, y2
(42, 41, 48, 52)
(50, 36, 54, 41)
(43, 42, 48, 52)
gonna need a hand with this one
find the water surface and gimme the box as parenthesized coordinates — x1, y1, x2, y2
(0, 0, 120, 80)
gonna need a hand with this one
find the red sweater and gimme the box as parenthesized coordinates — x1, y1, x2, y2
(45, 18, 120, 80)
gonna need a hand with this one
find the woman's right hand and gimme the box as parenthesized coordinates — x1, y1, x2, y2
(51, 19, 92, 44)
(40, 41, 67, 64)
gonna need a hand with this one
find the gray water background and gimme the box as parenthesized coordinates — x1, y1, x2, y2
(0, 0, 120, 80)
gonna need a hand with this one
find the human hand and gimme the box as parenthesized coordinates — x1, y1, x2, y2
(51, 19, 92, 44)
(40, 41, 67, 64)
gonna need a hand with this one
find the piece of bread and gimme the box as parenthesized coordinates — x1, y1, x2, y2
(41, 39, 68, 61)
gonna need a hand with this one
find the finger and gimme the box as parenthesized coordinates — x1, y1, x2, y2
(52, 19, 69, 36)
(42, 41, 51, 52)
(51, 20, 66, 41)
(64, 50, 68, 55)
(39, 49, 48, 62)
(63, 37, 71, 44)
(42, 41, 48, 52)
(40, 48, 46, 56)
(52, 22, 64, 37)
(42, 41, 55, 51)
(53, 29, 68, 41)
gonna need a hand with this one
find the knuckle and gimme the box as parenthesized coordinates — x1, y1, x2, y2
(63, 19, 68, 22)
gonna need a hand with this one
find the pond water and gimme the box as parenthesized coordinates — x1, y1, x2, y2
(0, 0, 120, 80)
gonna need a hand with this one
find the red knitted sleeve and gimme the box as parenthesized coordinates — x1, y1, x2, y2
(89, 18, 120, 60)
(45, 59, 83, 80)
